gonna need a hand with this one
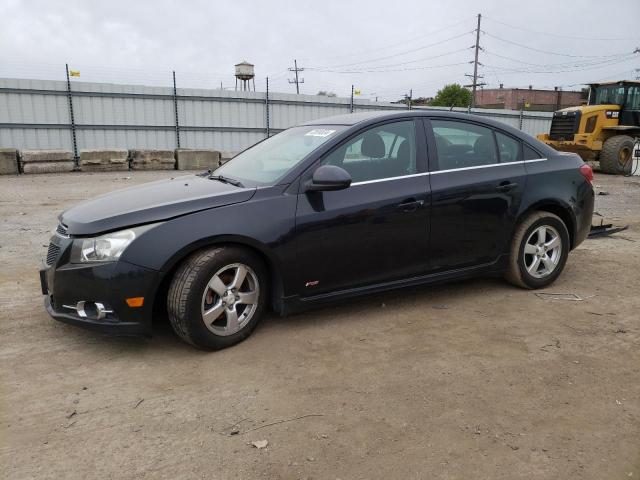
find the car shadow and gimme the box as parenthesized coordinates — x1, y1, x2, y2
(55, 275, 508, 353)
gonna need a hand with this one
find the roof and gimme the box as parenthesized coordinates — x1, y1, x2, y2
(305, 110, 403, 126)
(302, 109, 559, 157)
(589, 80, 640, 87)
(304, 109, 514, 126)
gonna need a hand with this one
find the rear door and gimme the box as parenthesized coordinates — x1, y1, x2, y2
(424, 118, 527, 270)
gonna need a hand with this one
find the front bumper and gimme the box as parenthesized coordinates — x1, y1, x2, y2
(40, 242, 161, 336)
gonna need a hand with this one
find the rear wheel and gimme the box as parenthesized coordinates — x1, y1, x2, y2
(167, 246, 268, 350)
(505, 212, 570, 289)
(599, 135, 634, 174)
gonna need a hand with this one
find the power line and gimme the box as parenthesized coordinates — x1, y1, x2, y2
(301, 15, 477, 64)
(318, 30, 473, 69)
(484, 55, 636, 75)
(483, 31, 633, 58)
(306, 47, 470, 72)
(484, 50, 635, 69)
(307, 61, 469, 74)
(483, 15, 640, 42)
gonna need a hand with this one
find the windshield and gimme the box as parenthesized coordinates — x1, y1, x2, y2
(592, 85, 625, 105)
(214, 125, 346, 186)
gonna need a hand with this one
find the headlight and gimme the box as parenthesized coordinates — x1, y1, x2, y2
(70, 224, 157, 263)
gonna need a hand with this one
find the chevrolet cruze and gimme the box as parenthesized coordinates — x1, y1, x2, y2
(41, 111, 594, 350)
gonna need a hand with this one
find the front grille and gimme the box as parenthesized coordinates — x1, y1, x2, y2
(56, 223, 68, 236)
(46, 243, 61, 266)
(549, 113, 579, 141)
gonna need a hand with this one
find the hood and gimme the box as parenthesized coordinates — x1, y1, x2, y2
(61, 175, 256, 235)
(558, 104, 620, 114)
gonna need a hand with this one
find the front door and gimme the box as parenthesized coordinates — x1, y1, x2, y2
(425, 118, 527, 271)
(294, 119, 431, 297)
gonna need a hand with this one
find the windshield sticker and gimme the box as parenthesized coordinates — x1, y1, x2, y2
(305, 129, 336, 137)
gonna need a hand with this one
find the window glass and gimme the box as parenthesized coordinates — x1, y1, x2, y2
(495, 131, 521, 163)
(321, 121, 417, 183)
(626, 86, 640, 110)
(216, 125, 346, 186)
(431, 120, 498, 170)
(593, 85, 625, 105)
(523, 144, 542, 160)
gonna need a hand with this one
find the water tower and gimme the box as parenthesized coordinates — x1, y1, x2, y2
(235, 61, 255, 91)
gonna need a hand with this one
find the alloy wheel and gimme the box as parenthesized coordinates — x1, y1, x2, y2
(200, 263, 260, 336)
(523, 225, 562, 279)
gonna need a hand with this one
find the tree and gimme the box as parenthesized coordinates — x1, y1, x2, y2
(317, 90, 337, 97)
(430, 84, 472, 108)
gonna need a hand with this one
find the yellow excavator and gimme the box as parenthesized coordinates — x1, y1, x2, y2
(537, 80, 640, 174)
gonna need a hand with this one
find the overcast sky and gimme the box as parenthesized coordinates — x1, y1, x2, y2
(1, 0, 638, 101)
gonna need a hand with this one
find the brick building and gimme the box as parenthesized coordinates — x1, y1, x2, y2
(474, 85, 586, 111)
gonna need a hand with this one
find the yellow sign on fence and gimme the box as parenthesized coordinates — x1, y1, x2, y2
(69, 70, 80, 77)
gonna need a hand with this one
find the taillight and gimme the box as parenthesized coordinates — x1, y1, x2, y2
(579, 164, 593, 184)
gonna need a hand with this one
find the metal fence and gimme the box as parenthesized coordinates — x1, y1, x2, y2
(0, 77, 553, 156)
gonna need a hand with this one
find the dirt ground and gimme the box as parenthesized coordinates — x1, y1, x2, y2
(1, 170, 639, 480)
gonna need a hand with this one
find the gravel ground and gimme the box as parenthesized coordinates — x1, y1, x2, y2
(1, 170, 639, 480)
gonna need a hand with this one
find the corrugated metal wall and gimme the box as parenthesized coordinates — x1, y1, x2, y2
(0, 78, 553, 153)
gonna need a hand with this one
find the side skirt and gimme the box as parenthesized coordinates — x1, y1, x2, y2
(278, 256, 507, 316)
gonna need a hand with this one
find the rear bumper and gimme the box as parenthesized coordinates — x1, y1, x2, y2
(573, 182, 595, 249)
(41, 258, 160, 337)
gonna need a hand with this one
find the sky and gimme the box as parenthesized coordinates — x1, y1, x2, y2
(1, 0, 639, 102)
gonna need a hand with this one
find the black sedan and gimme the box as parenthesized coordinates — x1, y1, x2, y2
(41, 111, 594, 350)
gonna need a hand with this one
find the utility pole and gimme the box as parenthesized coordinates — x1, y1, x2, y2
(288, 59, 304, 94)
(464, 13, 485, 108)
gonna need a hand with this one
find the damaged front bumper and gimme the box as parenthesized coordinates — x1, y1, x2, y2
(40, 235, 160, 336)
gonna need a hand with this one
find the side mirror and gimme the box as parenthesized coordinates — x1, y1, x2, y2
(306, 165, 352, 192)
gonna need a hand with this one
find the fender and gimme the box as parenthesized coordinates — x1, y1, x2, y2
(516, 198, 577, 248)
(120, 191, 297, 316)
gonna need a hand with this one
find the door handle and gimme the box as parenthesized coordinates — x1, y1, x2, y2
(495, 182, 518, 193)
(397, 198, 425, 212)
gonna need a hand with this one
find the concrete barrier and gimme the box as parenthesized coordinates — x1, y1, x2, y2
(21, 150, 74, 163)
(175, 149, 221, 171)
(20, 150, 75, 174)
(80, 149, 129, 172)
(22, 161, 75, 174)
(130, 149, 175, 170)
(219, 151, 238, 166)
(0, 148, 19, 175)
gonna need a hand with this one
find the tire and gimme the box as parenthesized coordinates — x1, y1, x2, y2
(599, 135, 634, 175)
(167, 246, 268, 350)
(505, 212, 570, 289)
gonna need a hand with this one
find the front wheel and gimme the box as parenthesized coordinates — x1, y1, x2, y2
(167, 246, 268, 350)
(505, 212, 570, 289)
